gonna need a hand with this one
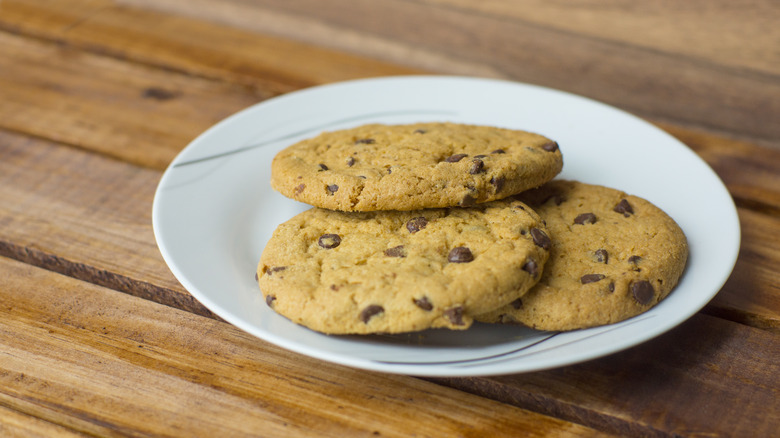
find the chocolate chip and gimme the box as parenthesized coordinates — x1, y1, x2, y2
(595, 249, 609, 264)
(444, 306, 465, 326)
(318, 163, 329, 171)
(384, 245, 406, 258)
(448, 247, 474, 263)
(317, 234, 341, 249)
(580, 274, 606, 284)
(459, 194, 476, 207)
(541, 141, 559, 152)
(490, 176, 505, 193)
(629, 255, 642, 264)
(444, 153, 468, 163)
(413, 129, 427, 134)
(413, 297, 433, 311)
(530, 228, 551, 250)
(469, 159, 485, 174)
(294, 183, 305, 195)
(510, 298, 523, 309)
(491, 149, 506, 154)
(355, 138, 375, 144)
(360, 305, 384, 323)
(268, 266, 287, 275)
(631, 281, 655, 305)
(522, 259, 538, 277)
(327, 184, 339, 194)
(265, 295, 276, 307)
(330, 284, 340, 291)
(614, 199, 634, 217)
(608, 282, 615, 293)
(574, 213, 597, 225)
(346, 157, 356, 167)
(406, 217, 428, 233)
(473, 154, 487, 159)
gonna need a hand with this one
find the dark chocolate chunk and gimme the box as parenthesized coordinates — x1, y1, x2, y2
(406, 217, 428, 233)
(413, 129, 427, 134)
(360, 305, 384, 323)
(595, 249, 609, 264)
(444, 153, 468, 163)
(327, 184, 339, 194)
(541, 141, 559, 152)
(631, 281, 655, 305)
(444, 306, 465, 326)
(265, 295, 276, 307)
(491, 149, 506, 154)
(384, 245, 406, 258)
(522, 259, 538, 277)
(614, 199, 634, 217)
(469, 159, 485, 174)
(448, 247, 474, 263)
(459, 194, 477, 207)
(490, 176, 505, 193)
(530, 228, 551, 250)
(510, 298, 523, 310)
(268, 266, 287, 275)
(294, 183, 306, 195)
(580, 274, 606, 284)
(318, 163, 329, 171)
(413, 297, 433, 311)
(355, 138, 375, 144)
(574, 212, 597, 225)
(317, 234, 341, 249)
(346, 157, 356, 167)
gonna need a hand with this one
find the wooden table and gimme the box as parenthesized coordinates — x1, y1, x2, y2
(1, 1, 778, 436)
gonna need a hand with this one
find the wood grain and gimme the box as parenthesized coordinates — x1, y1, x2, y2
(0, 30, 262, 169)
(0, 0, 421, 94)
(435, 313, 780, 437)
(0, 257, 605, 437)
(117, 0, 780, 147)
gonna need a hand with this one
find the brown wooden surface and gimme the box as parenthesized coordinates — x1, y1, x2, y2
(1, 1, 778, 436)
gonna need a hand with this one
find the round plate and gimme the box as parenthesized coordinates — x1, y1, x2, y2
(152, 76, 739, 376)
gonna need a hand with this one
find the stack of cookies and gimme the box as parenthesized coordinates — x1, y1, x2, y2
(257, 122, 688, 334)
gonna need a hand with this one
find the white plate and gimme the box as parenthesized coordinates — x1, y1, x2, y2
(152, 76, 740, 376)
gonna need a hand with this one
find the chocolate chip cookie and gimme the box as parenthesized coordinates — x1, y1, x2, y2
(476, 180, 688, 331)
(257, 199, 551, 334)
(270, 122, 563, 211)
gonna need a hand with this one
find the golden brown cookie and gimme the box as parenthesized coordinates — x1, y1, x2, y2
(270, 122, 563, 211)
(477, 180, 688, 331)
(257, 199, 551, 334)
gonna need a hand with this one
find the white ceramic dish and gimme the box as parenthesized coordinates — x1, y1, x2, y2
(152, 76, 740, 376)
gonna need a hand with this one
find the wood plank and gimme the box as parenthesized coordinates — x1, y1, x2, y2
(434, 313, 780, 437)
(0, 257, 605, 437)
(114, 0, 780, 147)
(0, 30, 262, 170)
(0, 0, 421, 94)
(0, 405, 88, 438)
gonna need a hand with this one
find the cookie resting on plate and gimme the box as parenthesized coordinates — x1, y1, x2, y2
(257, 198, 551, 334)
(477, 180, 689, 331)
(270, 122, 563, 211)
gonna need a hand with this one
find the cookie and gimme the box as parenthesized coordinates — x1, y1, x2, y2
(257, 199, 551, 334)
(476, 180, 688, 331)
(270, 122, 563, 211)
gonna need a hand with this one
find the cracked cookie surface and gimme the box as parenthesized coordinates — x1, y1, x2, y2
(270, 122, 563, 211)
(476, 180, 688, 331)
(257, 198, 550, 334)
